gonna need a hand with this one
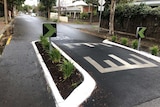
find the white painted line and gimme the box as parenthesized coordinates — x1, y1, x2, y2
(103, 40, 160, 63)
(128, 58, 142, 65)
(109, 54, 131, 66)
(84, 56, 104, 73)
(104, 60, 118, 67)
(82, 43, 95, 48)
(84, 54, 158, 73)
(100, 43, 112, 47)
(63, 44, 74, 49)
(130, 54, 156, 66)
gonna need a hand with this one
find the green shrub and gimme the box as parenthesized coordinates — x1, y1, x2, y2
(59, 59, 75, 80)
(120, 37, 128, 46)
(132, 40, 138, 49)
(80, 13, 89, 19)
(150, 45, 159, 56)
(48, 48, 61, 63)
(40, 36, 50, 51)
(111, 35, 117, 42)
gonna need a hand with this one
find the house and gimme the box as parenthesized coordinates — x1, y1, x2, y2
(57, 0, 88, 18)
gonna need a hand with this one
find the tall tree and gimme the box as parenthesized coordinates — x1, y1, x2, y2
(109, 0, 133, 35)
(85, 0, 98, 24)
(40, 0, 56, 19)
(7, 0, 25, 17)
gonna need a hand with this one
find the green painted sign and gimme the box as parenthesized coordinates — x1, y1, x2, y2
(136, 27, 146, 38)
(43, 23, 56, 37)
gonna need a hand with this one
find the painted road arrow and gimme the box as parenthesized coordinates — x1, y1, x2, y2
(43, 23, 56, 37)
(138, 27, 146, 38)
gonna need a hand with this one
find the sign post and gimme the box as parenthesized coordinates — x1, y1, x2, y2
(98, 0, 105, 33)
(136, 27, 146, 50)
(43, 23, 57, 51)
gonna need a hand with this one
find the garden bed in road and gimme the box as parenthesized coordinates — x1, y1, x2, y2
(32, 40, 96, 107)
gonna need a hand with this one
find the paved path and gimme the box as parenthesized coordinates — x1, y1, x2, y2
(0, 15, 55, 107)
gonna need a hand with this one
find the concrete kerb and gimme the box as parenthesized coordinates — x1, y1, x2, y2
(32, 41, 96, 107)
(103, 39, 160, 63)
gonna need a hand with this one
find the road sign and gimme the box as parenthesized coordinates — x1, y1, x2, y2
(136, 27, 146, 38)
(136, 27, 147, 50)
(43, 23, 56, 37)
(98, 0, 106, 6)
(98, 6, 105, 11)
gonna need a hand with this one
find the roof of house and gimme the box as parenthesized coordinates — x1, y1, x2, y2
(67, 0, 87, 7)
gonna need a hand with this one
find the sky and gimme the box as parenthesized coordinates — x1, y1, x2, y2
(24, 0, 38, 6)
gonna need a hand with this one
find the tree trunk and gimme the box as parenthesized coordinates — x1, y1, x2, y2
(47, 7, 50, 20)
(109, 0, 116, 35)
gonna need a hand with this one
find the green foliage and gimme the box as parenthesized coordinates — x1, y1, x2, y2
(40, 36, 50, 51)
(120, 37, 128, 46)
(48, 48, 61, 63)
(111, 35, 117, 42)
(23, 5, 32, 12)
(103, 4, 160, 19)
(59, 59, 75, 80)
(80, 13, 89, 19)
(71, 81, 81, 88)
(40, 0, 56, 8)
(132, 40, 138, 49)
(150, 45, 159, 56)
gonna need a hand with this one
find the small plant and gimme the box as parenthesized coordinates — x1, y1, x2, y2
(40, 36, 50, 51)
(48, 48, 61, 63)
(121, 37, 128, 46)
(111, 35, 117, 42)
(150, 45, 159, 56)
(132, 40, 138, 49)
(71, 81, 81, 88)
(59, 59, 75, 80)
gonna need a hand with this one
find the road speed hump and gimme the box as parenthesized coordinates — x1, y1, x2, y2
(43, 23, 56, 37)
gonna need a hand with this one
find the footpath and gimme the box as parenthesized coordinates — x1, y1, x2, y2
(0, 18, 55, 107)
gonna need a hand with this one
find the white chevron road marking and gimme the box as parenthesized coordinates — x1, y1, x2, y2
(84, 54, 158, 73)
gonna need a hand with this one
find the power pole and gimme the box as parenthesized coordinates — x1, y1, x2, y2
(4, 0, 8, 24)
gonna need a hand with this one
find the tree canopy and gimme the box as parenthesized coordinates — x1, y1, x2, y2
(7, 0, 25, 11)
(40, 0, 56, 19)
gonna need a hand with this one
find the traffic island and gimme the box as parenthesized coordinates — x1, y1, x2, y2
(32, 40, 96, 107)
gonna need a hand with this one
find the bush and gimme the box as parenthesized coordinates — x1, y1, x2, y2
(111, 35, 117, 42)
(132, 40, 138, 49)
(48, 48, 61, 63)
(120, 37, 128, 46)
(40, 36, 50, 51)
(80, 13, 89, 19)
(59, 59, 75, 80)
(150, 45, 159, 56)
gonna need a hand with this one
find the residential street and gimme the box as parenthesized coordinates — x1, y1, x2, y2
(53, 23, 160, 107)
(0, 15, 55, 107)
(0, 14, 160, 107)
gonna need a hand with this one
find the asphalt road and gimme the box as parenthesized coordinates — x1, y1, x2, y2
(52, 23, 160, 107)
(0, 14, 55, 107)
